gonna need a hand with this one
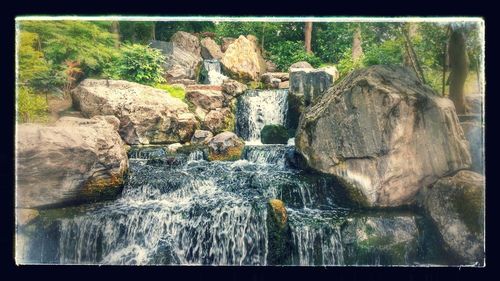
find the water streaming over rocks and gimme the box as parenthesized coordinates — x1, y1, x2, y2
(17, 84, 451, 266)
(236, 89, 289, 143)
(199, 59, 227, 85)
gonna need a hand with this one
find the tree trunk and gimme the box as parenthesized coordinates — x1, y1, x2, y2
(111, 21, 120, 48)
(352, 25, 363, 60)
(448, 28, 469, 114)
(403, 23, 418, 67)
(151, 22, 156, 40)
(304, 22, 313, 54)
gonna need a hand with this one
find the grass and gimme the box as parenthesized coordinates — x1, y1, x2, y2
(155, 83, 186, 101)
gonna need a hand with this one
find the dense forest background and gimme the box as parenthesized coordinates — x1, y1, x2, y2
(17, 20, 483, 123)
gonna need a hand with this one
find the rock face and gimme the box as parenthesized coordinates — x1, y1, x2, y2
(289, 68, 336, 106)
(72, 79, 198, 145)
(464, 94, 483, 114)
(198, 59, 228, 86)
(220, 35, 267, 82)
(16, 116, 129, 208)
(296, 65, 471, 207)
(289, 61, 313, 71)
(341, 215, 419, 265)
(221, 37, 236, 53)
(421, 171, 484, 264)
(170, 31, 201, 56)
(202, 108, 234, 134)
(460, 121, 484, 173)
(200, 37, 223, 60)
(190, 129, 213, 144)
(150, 40, 202, 83)
(207, 132, 245, 161)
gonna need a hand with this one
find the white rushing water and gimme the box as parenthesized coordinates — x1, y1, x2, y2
(236, 89, 289, 143)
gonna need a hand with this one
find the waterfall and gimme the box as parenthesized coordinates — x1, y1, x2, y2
(243, 145, 293, 167)
(236, 89, 289, 143)
(199, 59, 227, 86)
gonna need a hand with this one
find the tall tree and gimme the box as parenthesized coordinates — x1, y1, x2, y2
(304, 22, 313, 54)
(352, 25, 363, 60)
(111, 21, 120, 48)
(448, 26, 469, 114)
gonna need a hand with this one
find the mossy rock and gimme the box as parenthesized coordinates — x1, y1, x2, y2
(207, 144, 244, 161)
(266, 199, 293, 265)
(260, 124, 289, 144)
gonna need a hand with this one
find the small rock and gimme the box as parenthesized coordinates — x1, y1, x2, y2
(207, 132, 245, 161)
(167, 143, 183, 153)
(288, 61, 314, 71)
(222, 79, 248, 98)
(191, 130, 214, 144)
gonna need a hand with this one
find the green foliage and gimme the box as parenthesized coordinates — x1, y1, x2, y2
(261, 124, 289, 144)
(20, 21, 118, 76)
(363, 38, 404, 66)
(155, 83, 186, 100)
(268, 41, 322, 71)
(156, 21, 216, 41)
(337, 49, 364, 78)
(312, 22, 354, 63)
(17, 31, 63, 93)
(17, 87, 48, 123)
(119, 21, 155, 44)
(105, 44, 166, 85)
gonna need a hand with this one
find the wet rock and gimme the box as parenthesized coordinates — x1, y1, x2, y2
(202, 108, 234, 134)
(16, 209, 39, 226)
(167, 143, 183, 153)
(221, 35, 267, 82)
(421, 170, 484, 264)
(200, 37, 223, 60)
(72, 79, 198, 145)
(198, 59, 228, 86)
(207, 132, 244, 161)
(296, 65, 471, 207)
(279, 81, 290, 89)
(185, 87, 226, 120)
(464, 94, 483, 114)
(221, 79, 248, 98)
(190, 130, 213, 144)
(460, 121, 484, 173)
(289, 61, 313, 71)
(341, 214, 419, 265)
(260, 124, 289, 144)
(16, 116, 128, 208)
(266, 199, 292, 265)
(261, 72, 290, 84)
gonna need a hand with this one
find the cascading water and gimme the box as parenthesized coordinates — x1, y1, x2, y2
(236, 89, 289, 143)
(199, 59, 227, 86)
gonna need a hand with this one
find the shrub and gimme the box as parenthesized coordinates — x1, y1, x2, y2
(268, 41, 323, 72)
(337, 49, 365, 78)
(363, 39, 404, 66)
(105, 44, 166, 85)
(261, 124, 289, 144)
(155, 83, 186, 100)
(17, 87, 48, 123)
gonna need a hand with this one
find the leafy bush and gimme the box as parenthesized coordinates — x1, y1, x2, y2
(363, 39, 404, 66)
(155, 83, 186, 100)
(268, 41, 322, 71)
(105, 44, 166, 85)
(17, 87, 48, 123)
(337, 49, 365, 78)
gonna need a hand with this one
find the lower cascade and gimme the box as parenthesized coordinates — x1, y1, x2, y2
(19, 145, 447, 265)
(236, 89, 289, 143)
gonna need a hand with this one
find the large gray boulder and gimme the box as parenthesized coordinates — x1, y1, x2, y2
(289, 67, 337, 106)
(420, 170, 484, 264)
(150, 40, 202, 83)
(207, 131, 245, 161)
(16, 116, 128, 208)
(296, 65, 471, 207)
(72, 79, 198, 145)
(170, 31, 201, 56)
